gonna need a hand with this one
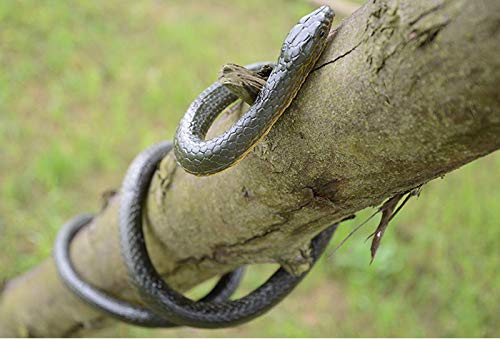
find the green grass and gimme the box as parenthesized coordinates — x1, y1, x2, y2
(0, 0, 498, 337)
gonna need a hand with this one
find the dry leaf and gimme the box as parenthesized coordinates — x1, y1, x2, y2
(368, 186, 422, 263)
(327, 186, 422, 261)
(367, 193, 405, 264)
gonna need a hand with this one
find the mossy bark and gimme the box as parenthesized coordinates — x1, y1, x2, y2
(1, 0, 499, 336)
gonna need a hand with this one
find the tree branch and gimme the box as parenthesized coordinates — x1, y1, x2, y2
(1, 0, 498, 336)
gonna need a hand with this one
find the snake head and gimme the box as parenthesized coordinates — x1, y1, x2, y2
(278, 5, 334, 68)
(298, 5, 334, 38)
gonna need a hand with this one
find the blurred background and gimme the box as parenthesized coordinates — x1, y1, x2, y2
(0, 0, 498, 337)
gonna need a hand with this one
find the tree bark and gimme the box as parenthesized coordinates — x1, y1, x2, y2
(1, 0, 499, 336)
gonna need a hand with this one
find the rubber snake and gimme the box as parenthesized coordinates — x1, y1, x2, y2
(54, 5, 336, 329)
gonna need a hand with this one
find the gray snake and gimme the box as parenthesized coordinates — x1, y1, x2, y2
(54, 209, 245, 328)
(174, 6, 334, 175)
(54, 5, 336, 329)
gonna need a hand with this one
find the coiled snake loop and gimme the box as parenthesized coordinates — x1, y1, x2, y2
(54, 5, 336, 329)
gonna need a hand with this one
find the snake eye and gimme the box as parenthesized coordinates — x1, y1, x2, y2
(319, 26, 329, 37)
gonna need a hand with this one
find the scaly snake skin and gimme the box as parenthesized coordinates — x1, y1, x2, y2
(54, 5, 336, 329)
(53, 206, 245, 327)
(119, 141, 337, 328)
(174, 6, 334, 175)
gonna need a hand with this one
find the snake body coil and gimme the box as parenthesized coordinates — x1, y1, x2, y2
(54, 5, 336, 329)
(119, 142, 336, 328)
(54, 182, 245, 327)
